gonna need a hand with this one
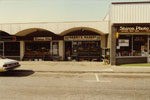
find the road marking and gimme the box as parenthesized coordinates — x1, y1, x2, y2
(84, 80, 111, 83)
(84, 74, 112, 83)
(95, 74, 100, 82)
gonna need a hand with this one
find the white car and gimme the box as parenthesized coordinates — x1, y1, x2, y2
(0, 56, 20, 72)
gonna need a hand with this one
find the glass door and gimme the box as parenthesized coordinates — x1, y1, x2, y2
(0, 42, 4, 56)
(52, 42, 59, 56)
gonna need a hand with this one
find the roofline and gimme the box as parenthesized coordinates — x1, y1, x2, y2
(112, 23, 150, 26)
(112, 1, 150, 5)
(0, 20, 108, 25)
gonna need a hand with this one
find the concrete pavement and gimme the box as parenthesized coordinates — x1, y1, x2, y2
(18, 61, 150, 74)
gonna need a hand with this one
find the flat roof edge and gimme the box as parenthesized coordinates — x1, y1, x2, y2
(112, 1, 150, 5)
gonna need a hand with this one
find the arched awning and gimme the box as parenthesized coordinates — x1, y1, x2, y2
(15, 28, 48, 36)
(0, 30, 11, 36)
(15, 28, 63, 40)
(60, 27, 106, 36)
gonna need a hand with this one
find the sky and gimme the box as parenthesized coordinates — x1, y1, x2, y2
(0, 0, 149, 23)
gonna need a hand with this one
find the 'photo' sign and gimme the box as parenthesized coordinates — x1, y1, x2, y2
(118, 26, 150, 33)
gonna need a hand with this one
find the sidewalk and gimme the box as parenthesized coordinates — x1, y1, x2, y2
(18, 61, 150, 74)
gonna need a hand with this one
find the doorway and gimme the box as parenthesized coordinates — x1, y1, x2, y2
(65, 41, 72, 60)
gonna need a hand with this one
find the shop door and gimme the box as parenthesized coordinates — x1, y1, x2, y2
(0, 42, 4, 56)
(65, 41, 72, 60)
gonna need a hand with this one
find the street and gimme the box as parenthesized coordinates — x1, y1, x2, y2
(0, 70, 150, 100)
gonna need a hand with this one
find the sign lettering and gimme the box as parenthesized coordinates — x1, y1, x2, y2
(34, 37, 52, 41)
(118, 26, 150, 33)
(64, 35, 101, 41)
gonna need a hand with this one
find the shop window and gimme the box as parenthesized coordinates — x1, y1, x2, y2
(133, 35, 147, 56)
(116, 35, 132, 56)
(26, 42, 50, 52)
(25, 42, 51, 56)
(116, 35, 148, 57)
(52, 42, 59, 56)
(72, 42, 78, 53)
(0, 42, 4, 56)
(4, 42, 20, 56)
(72, 41, 101, 61)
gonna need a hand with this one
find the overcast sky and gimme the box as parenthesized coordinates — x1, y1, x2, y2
(0, 0, 149, 23)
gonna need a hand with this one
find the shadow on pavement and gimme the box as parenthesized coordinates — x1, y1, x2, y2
(0, 70, 35, 77)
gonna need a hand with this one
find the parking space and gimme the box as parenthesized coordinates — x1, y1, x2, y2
(1, 61, 150, 100)
(1, 70, 150, 100)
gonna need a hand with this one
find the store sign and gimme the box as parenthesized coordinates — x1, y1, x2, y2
(119, 39, 129, 47)
(118, 26, 150, 33)
(34, 37, 52, 41)
(64, 36, 101, 41)
(0, 36, 14, 41)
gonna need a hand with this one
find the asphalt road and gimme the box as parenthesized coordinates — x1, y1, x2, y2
(0, 70, 150, 100)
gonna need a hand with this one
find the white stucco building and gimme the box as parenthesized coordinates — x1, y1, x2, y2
(0, 21, 109, 61)
(110, 1, 150, 65)
(0, 1, 150, 65)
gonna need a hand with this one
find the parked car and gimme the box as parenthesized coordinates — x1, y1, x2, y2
(0, 56, 20, 72)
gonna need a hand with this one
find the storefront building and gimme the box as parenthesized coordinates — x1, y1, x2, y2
(110, 2, 150, 65)
(64, 30, 102, 61)
(0, 22, 108, 61)
(19, 30, 63, 61)
(1, 1, 150, 65)
(113, 24, 150, 65)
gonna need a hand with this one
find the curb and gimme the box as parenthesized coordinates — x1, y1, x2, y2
(100, 73, 150, 78)
(34, 70, 150, 78)
(34, 70, 150, 74)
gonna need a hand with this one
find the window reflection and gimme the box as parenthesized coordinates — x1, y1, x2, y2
(116, 35, 148, 57)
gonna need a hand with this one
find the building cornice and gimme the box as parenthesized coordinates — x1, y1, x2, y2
(112, 1, 150, 5)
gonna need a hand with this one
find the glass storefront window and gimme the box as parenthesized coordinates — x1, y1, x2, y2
(0, 42, 4, 56)
(116, 35, 132, 56)
(25, 42, 51, 57)
(133, 35, 147, 56)
(4, 42, 20, 56)
(72, 41, 101, 61)
(26, 42, 50, 52)
(116, 35, 148, 57)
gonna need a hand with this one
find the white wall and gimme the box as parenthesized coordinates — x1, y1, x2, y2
(110, 3, 150, 23)
(0, 21, 109, 35)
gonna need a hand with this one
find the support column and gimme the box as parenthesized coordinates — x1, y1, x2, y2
(20, 41, 25, 60)
(110, 26, 117, 65)
(59, 40, 64, 60)
(101, 35, 106, 49)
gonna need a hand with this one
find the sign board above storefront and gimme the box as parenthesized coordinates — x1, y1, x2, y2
(118, 26, 150, 33)
(119, 39, 129, 47)
(0, 36, 15, 41)
(34, 37, 52, 41)
(64, 36, 101, 41)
